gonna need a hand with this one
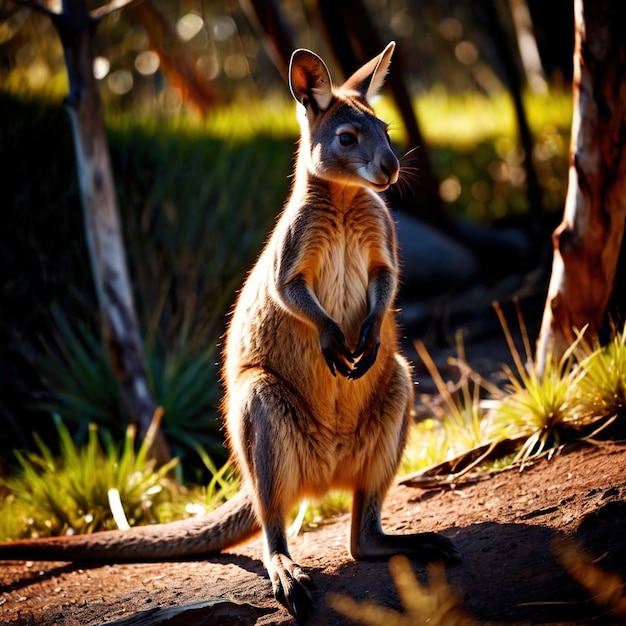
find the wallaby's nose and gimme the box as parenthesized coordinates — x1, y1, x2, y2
(380, 163, 392, 184)
(381, 152, 399, 185)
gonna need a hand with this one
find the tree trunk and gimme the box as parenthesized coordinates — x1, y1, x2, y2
(535, 0, 626, 375)
(52, 0, 170, 462)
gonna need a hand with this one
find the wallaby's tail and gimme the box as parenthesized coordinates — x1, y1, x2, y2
(0, 490, 259, 562)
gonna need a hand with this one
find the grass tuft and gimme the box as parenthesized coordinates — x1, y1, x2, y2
(30, 305, 227, 483)
(328, 555, 480, 625)
(0, 414, 181, 541)
(575, 324, 626, 425)
(555, 540, 626, 620)
(403, 311, 626, 483)
(480, 303, 585, 465)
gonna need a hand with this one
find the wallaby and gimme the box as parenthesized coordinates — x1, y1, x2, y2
(0, 42, 459, 621)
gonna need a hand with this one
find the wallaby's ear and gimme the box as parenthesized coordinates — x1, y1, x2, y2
(289, 49, 333, 112)
(343, 41, 395, 102)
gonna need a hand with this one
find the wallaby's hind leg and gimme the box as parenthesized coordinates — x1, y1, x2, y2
(349, 357, 461, 565)
(232, 374, 314, 621)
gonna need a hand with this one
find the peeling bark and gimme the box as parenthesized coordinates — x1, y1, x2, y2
(536, 0, 626, 374)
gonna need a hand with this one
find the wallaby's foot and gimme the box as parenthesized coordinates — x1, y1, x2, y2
(268, 553, 315, 621)
(403, 531, 462, 564)
(351, 490, 461, 565)
(352, 529, 461, 565)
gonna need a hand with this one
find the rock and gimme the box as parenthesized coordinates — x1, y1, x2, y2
(451, 218, 532, 276)
(395, 212, 479, 291)
(100, 598, 276, 626)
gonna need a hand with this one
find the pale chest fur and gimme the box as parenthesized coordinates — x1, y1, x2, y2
(309, 217, 370, 344)
(283, 187, 396, 347)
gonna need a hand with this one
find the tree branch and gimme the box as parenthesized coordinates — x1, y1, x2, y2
(90, 0, 143, 22)
(128, 1, 221, 114)
(9, 0, 60, 18)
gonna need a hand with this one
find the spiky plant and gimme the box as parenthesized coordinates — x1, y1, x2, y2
(31, 305, 227, 482)
(487, 303, 586, 464)
(0, 414, 179, 541)
(36, 304, 123, 433)
(575, 324, 626, 426)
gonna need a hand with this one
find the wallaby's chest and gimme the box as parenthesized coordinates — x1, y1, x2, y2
(300, 199, 389, 338)
(314, 221, 366, 313)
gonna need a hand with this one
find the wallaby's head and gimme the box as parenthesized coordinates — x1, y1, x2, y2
(289, 42, 399, 192)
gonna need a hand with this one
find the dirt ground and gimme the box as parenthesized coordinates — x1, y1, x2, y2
(2, 439, 626, 626)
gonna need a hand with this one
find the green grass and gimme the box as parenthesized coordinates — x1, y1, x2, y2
(0, 416, 178, 540)
(376, 88, 572, 222)
(424, 89, 572, 146)
(0, 413, 238, 542)
(575, 325, 626, 423)
(0, 90, 295, 480)
(33, 305, 227, 484)
(400, 316, 626, 482)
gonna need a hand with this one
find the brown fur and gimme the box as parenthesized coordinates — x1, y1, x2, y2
(0, 43, 458, 621)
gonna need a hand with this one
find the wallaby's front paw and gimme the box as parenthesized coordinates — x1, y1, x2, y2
(349, 315, 380, 380)
(320, 321, 353, 377)
(269, 554, 315, 621)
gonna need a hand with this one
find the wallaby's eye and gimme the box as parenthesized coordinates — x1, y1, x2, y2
(338, 132, 357, 147)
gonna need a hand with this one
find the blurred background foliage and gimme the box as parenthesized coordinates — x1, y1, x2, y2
(0, 0, 574, 482)
(0, 0, 573, 108)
